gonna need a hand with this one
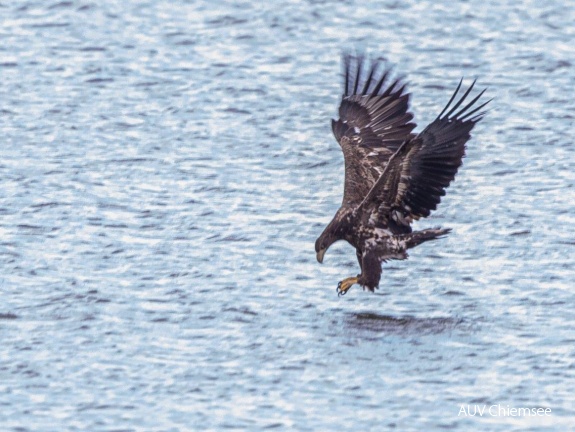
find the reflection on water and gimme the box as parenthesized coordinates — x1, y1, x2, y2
(345, 312, 467, 335)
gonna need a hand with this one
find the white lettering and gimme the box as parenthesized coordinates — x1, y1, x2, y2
(482, 404, 552, 417)
(497, 404, 509, 416)
(459, 405, 486, 416)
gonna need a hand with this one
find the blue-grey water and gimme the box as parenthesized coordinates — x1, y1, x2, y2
(1, 1, 574, 431)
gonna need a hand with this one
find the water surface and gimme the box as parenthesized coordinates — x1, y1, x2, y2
(1, 1, 575, 430)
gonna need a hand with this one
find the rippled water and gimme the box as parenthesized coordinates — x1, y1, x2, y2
(2, 1, 575, 430)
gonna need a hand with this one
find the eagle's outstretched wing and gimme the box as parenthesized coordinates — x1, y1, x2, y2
(332, 53, 417, 206)
(358, 79, 489, 229)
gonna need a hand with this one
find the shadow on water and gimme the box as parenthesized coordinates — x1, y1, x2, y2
(343, 312, 469, 336)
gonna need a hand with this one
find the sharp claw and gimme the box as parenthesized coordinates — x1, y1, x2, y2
(336, 277, 357, 297)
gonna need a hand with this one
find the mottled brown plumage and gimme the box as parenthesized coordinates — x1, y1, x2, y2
(315, 53, 489, 296)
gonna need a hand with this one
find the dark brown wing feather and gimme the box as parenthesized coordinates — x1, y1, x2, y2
(332, 53, 417, 206)
(359, 80, 489, 229)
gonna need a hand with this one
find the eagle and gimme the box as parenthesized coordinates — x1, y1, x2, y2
(315, 53, 489, 296)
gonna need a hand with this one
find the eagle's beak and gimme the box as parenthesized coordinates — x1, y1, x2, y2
(316, 248, 326, 264)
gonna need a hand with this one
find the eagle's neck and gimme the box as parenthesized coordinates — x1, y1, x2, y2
(330, 207, 359, 247)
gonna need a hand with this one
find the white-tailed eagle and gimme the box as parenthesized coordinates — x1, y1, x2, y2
(315, 53, 489, 296)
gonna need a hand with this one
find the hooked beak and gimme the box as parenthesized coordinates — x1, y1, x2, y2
(316, 248, 326, 264)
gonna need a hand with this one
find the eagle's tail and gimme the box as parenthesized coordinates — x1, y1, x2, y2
(402, 227, 451, 249)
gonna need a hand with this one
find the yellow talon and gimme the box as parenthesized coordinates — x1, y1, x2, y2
(337, 276, 358, 296)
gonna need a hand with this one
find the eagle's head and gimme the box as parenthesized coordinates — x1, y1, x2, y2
(315, 227, 338, 264)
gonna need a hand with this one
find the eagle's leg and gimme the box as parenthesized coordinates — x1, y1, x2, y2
(336, 249, 363, 296)
(337, 276, 359, 296)
(356, 249, 363, 272)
